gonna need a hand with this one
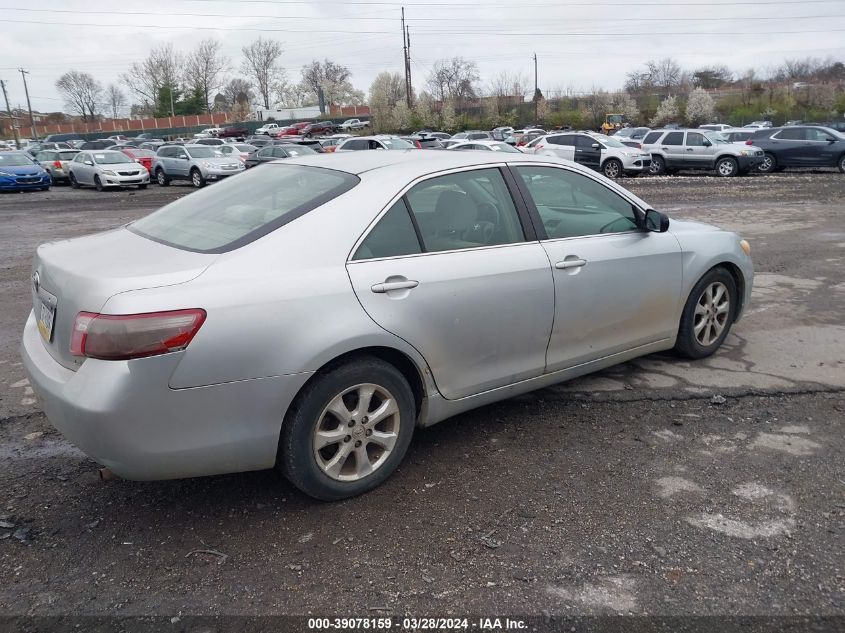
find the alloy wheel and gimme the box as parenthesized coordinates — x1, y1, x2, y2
(717, 159, 736, 177)
(604, 160, 621, 178)
(192, 171, 202, 187)
(759, 155, 774, 172)
(313, 383, 400, 482)
(694, 281, 730, 346)
(156, 170, 166, 185)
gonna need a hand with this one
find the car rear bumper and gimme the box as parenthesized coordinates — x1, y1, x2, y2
(21, 311, 312, 480)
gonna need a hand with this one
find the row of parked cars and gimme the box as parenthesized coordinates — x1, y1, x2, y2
(2, 121, 844, 193)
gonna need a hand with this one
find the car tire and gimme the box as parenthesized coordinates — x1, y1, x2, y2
(279, 356, 416, 501)
(69, 173, 79, 189)
(602, 158, 623, 179)
(190, 168, 205, 188)
(156, 168, 170, 186)
(39, 186, 50, 192)
(649, 155, 666, 175)
(838, 154, 845, 174)
(94, 176, 104, 192)
(674, 267, 738, 360)
(715, 156, 739, 177)
(758, 153, 777, 174)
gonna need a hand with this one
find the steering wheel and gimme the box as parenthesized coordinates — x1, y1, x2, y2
(598, 216, 636, 234)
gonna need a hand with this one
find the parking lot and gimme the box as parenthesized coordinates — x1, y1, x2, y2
(0, 172, 843, 619)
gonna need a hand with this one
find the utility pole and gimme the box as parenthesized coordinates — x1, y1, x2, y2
(1, 80, 21, 149)
(18, 68, 38, 141)
(533, 53, 539, 123)
(406, 25, 413, 108)
(402, 7, 412, 109)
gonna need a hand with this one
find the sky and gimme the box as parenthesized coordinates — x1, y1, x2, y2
(1, 0, 845, 114)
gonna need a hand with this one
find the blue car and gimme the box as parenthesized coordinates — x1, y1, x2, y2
(0, 152, 51, 192)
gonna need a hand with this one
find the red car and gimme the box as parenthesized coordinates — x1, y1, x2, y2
(273, 126, 299, 137)
(278, 122, 311, 137)
(120, 148, 156, 175)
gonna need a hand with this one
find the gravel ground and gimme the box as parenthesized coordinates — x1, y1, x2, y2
(0, 170, 843, 626)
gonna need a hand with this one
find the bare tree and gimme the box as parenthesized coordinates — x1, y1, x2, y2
(105, 84, 127, 119)
(241, 37, 285, 109)
(56, 71, 103, 121)
(486, 70, 528, 98)
(274, 80, 317, 109)
(692, 65, 733, 89)
(222, 78, 254, 109)
(121, 44, 183, 115)
(646, 58, 683, 96)
(426, 57, 479, 103)
(185, 39, 229, 113)
(300, 59, 361, 113)
(583, 88, 611, 128)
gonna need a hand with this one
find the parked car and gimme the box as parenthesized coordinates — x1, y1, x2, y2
(278, 122, 312, 136)
(338, 118, 370, 131)
(216, 143, 257, 163)
(152, 144, 245, 187)
(532, 132, 651, 178)
(217, 125, 250, 139)
(642, 129, 764, 176)
(35, 149, 80, 183)
(21, 151, 754, 500)
(138, 141, 166, 152)
(255, 123, 280, 136)
(120, 148, 157, 175)
(80, 139, 117, 151)
(720, 129, 756, 144)
(750, 126, 845, 173)
(319, 134, 353, 153)
(491, 126, 515, 141)
(613, 127, 651, 141)
(67, 150, 149, 191)
(194, 138, 227, 147)
(451, 131, 492, 141)
(743, 121, 773, 129)
(300, 121, 335, 137)
(244, 136, 273, 147)
(505, 129, 546, 148)
(447, 140, 520, 153)
(0, 152, 51, 191)
(244, 143, 318, 168)
(440, 139, 462, 149)
(403, 136, 445, 149)
(283, 137, 326, 153)
(420, 131, 450, 141)
(335, 136, 414, 152)
(43, 133, 84, 143)
(194, 127, 222, 138)
(25, 142, 72, 156)
(698, 124, 732, 132)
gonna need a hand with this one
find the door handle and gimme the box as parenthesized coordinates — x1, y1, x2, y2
(371, 279, 419, 293)
(555, 259, 587, 270)
(686, 148, 694, 151)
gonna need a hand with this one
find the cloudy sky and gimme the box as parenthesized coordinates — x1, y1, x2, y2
(1, 0, 844, 113)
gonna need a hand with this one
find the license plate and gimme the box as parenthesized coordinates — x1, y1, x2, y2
(37, 300, 55, 342)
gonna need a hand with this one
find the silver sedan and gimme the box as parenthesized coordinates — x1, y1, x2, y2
(22, 151, 753, 500)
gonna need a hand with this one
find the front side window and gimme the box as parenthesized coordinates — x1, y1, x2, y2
(685, 132, 706, 147)
(404, 168, 525, 253)
(575, 136, 599, 149)
(662, 132, 684, 146)
(515, 166, 639, 239)
(130, 165, 359, 253)
(353, 199, 422, 260)
(806, 128, 834, 142)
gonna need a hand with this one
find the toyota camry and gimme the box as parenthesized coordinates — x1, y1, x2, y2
(22, 151, 753, 500)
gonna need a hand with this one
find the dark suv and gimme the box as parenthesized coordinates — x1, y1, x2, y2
(750, 126, 845, 173)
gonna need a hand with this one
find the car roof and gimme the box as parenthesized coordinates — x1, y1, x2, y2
(452, 139, 510, 146)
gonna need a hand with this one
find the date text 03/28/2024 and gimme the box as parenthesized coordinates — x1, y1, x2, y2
(307, 617, 528, 630)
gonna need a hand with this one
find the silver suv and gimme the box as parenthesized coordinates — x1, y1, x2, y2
(641, 129, 764, 177)
(152, 144, 244, 188)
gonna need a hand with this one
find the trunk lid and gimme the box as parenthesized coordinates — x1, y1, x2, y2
(32, 227, 217, 370)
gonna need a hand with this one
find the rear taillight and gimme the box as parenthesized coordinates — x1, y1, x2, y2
(636, 143, 642, 149)
(53, 160, 62, 168)
(534, 143, 544, 150)
(745, 139, 753, 145)
(70, 309, 206, 360)
(415, 140, 422, 148)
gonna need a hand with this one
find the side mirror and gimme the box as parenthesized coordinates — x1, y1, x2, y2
(591, 143, 600, 148)
(827, 137, 836, 143)
(702, 139, 712, 147)
(644, 209, 670, 233)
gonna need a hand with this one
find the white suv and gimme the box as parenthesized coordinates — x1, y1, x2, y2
(531, 132, 651, 178)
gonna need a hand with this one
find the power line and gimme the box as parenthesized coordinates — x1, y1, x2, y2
(5, 7, 844, 22)
(164, 0, 845, 5)
(3, 17, 844, 36)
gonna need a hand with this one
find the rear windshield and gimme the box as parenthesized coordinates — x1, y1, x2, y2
(129, 165, 359, 253)
(383, 138, 413, 149)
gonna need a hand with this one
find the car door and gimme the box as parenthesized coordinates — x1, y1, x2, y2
(573, 135, 601, 170)
(767, 128, 805, 166)
(658, 131, 686, 168)
(684, 131, 714, 168)
(346, 167, 555, 400)
(76, 153, 95, 184)
(804, 127, 839, 166)
(540, 134, 576, 161)
(171, 147, 191, 178)
(511, 164, 683, 372)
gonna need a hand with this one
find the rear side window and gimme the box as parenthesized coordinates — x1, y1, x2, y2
(404, 168, 525, 253)
(353, 199, 422, 260)
(662, 132, 684, 145)
(643, 131, 662, 144)
(774, 128, 804, 140)
(129, 165, 359, 253)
